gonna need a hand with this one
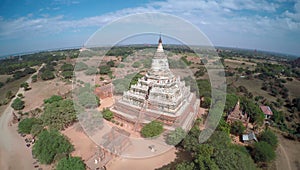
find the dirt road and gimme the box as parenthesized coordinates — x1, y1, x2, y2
(0, 64, 44, 170)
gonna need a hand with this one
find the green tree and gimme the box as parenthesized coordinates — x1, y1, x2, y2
(31, 75, 38, 82)
(132, 61, 141, 68)
(18, 118, 42, 134)
(44, 95, 63, 104)
(216, 118, 230, 134)
(224, 94, 238, 113)
(32, 130, 74, 164)
(102, 108, 114, 121)
(182, 126, 201, 152)
(196, 155, 219, 170)
(141, 121, 163, 138)
(62, 71, 73, 79)
(175, 161, 195, 170)
(74, 62, 88, 71)
(6, 90, 14, 99)
(166, 127, 186, 145)
(84, 67, 98, 75)
(201, 97, 211, 109)
(99, 65, 111, 74)
(214, 147, 256, 170)
(259, 130, 278, 149)
(30, 124, 44, 136)
(107, 60, 115, 67)
(11, 97, 25, 110)
(20, 82, 30, 90)
(251, 141, 276, 163)
(60, 63, 73, 71)
(41, 70, 55, 80)
(240, 97, 264, 125)
(78, 91, 100, 108)
(230, 121, 246, 136)
(41, 99, 77, 130)
(56, 156, 85, 170)
(0, 81, 4, 88)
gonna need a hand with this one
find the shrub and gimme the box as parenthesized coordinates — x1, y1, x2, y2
(11, 98, 25, 110)
(141, 121, 163, 138)
(102, 109, 114, 121)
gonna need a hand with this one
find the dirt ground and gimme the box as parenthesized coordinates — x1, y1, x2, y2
(224, 58, 256, 70)
(62, 123, 97, 161)
(107, 147, 178, 170)
(275, 134, 300, 170)
(23, 78, 72, 112)
(0, 75, 31, 115)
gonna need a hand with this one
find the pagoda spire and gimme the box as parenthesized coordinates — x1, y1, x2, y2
(156, 34, 164, 53)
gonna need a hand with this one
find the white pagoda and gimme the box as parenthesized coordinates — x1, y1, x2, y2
(111, 36, 199, 130)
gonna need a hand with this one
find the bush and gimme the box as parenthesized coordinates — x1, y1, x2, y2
(102, 109, 114, 121)
(141, 121, 163, 138)
(11, 98, 25, 110)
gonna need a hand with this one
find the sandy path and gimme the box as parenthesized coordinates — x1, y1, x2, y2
(0, 64, 44, 170)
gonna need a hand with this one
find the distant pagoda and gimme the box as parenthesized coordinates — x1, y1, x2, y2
(111, 36, 200, 131)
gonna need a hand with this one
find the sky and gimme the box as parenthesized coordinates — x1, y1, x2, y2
(0, 0, 299, 56)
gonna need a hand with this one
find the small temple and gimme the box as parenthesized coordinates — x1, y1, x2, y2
(226, 100, 249, 127)
(111, 36, 200, 131)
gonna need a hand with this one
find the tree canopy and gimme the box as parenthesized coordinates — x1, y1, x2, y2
(20, 82, 30, 90)
(259, 130, 278, 149)
(60, 63, 73, 71)
(251, 141, 276, 163)
(166, 127, 186, 145)
(230, 121, 246, 136)
(32, 130, 74, 164)
(56, 156, 85, 170)
(141, 121, 163, 138)
(44, 95, 63, 104)
(18, 118, 42, 134)
(41, 70, 55, 80)
(224, 94, 238, 113)
(78, 91, 100, 108)
(11, 97, 25, 110)
(41, 99, 77, 130)
(175, 161, 195, 170)
(240, 97, 265, 125)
